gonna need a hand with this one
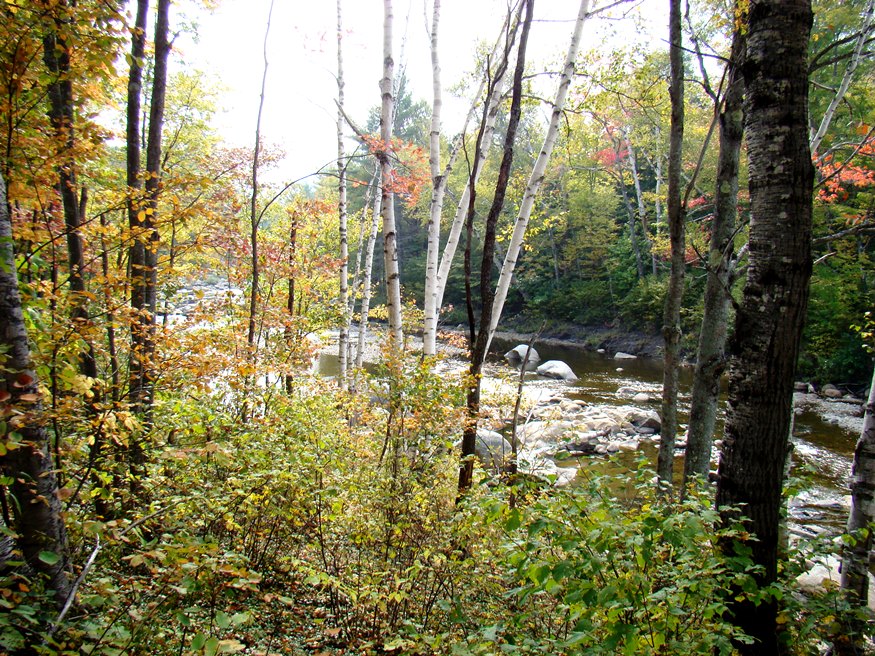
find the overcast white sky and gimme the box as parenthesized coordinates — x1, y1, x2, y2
(171, 0, 665, 186)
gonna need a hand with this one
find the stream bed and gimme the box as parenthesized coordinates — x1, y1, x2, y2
(318, 331, 864, 536)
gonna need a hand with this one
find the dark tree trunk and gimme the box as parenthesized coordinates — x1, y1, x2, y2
(458, 0, 532, 495)
(657, 0, 686, 489)
(715, 1, 814, 652)
(683, 29, 746, 486)
(0, 173, 72, 609)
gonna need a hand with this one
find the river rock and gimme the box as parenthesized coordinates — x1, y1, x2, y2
(614, 351, 637, 360)
(633, 392, 651, 403)
(517, 420, 576, 449)
(821, 384, 843, 399)
(536, 360, 578, 382)
(474, 429, 512, 471)
(628, 408, 662, 433)
(504, 344, 541, 370)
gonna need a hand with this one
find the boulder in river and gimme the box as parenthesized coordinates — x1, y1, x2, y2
(614, 352, 637, 360)
(536, 360, 578, 382)
(821, 384, 843, 399)
(475, 429, 512, 472)
(504, 344, 541, 370)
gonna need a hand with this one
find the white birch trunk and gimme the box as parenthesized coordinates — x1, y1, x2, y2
(337, 0, 350, 386)
(422, 0, 443, 357)
(840, 367, 875, 603)
(433, 65, 510, 316)
(356, 175, 383, 370)
(810, 0, 874, 155)
(485, 0, 591, 353)
(380, 0, 403, 350)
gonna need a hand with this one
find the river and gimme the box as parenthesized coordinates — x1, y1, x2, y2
(318, 332, 863, 535)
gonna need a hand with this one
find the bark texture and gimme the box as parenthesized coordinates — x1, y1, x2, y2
(715, 1, 814, 651)
(683, 30, 745, 485)
(657, 0, 686, 489)
(458, 0, 532, 495)
(337, 0, 350, 384)
(485, 0, 591, 355)
(0, 173, 72, 609)
(836, 366, 875, 654)
(380, 0, 403, 349)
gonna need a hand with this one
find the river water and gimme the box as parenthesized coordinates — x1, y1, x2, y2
(318, 333, 863, 535)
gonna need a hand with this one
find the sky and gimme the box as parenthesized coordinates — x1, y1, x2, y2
(171, 0, 666, 186)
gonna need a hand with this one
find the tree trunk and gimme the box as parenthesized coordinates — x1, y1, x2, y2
(0, 173, 72, 610)
(656, 0, 686, 490)
(244, 0, 274, 420)
(433, 20, 514, 321)
(458, 0, 532, 495)
(683, 29, 745, 486)
(285, 216, 298, 395)
(337, 0, 350, 385)
(715, 1, 814, 651)
(380, 0, 403, 350)
(484, 0, 591, 355)
(355, 176, 382, 371)
(835, 365, 875, 655)
(422, 0, 443, 358)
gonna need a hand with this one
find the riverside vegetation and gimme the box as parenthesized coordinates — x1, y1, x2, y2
(1, 0, 875, 654)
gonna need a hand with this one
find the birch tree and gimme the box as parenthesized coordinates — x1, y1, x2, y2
(835, 364, 875, 655)
(337, 0, 350, 385)
(484, 0, 593, 354)
(379, 0, 403, 349)
(422, 0, 443, 357)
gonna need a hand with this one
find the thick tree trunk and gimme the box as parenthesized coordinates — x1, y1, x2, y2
(683, 30, 745, 486)
(656, 0, 686, 490)
(0, 173, 72, 609)
(715, 1, 814, 652)
(379, 0, 403, 350)
(337, 0, 350, 385)
(484, 0, 591, 355)
(459, 0, 532, 495)
(835, 366, 875, 655)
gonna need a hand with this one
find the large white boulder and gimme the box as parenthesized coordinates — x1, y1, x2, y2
(504, 344, 541, 370)
(536, 360, 578, 382)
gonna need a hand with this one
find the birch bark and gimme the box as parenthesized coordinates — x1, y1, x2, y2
(380, 0, 403, 350)
(484, 0, 592, 355)
(337, 0, 350, 385)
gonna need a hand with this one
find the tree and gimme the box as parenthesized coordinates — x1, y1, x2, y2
(656, 0, 686, 489)
(715, 0, 815, 651)
(379, 0, 403, 349)
(837, 362, 875, 655)
(337, 0, 350, 386)
(684, 16, 747, 485)
(458, 0, 532, 494)
(0, 172, 72, 610)
(484, 0, 593, 354)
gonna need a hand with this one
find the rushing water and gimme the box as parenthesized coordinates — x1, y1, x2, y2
(318, 334, 861, 533)
(488, 336, 859, 533)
